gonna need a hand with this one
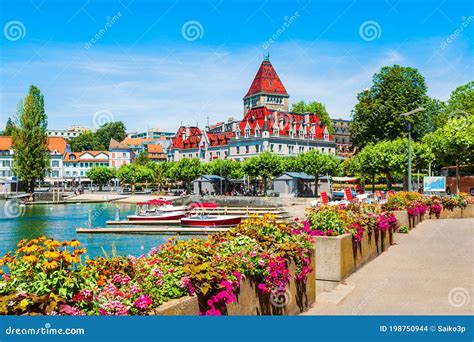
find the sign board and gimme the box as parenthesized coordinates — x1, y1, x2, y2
(423, 176, 446, 192)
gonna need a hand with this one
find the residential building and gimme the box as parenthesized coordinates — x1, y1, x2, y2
(109, 139, 133, 168)
(63, 151, 109, 181)
(47, 125, 90, 139)
(147, 144, 167, 162)
(331, 118, 353, 158)
(0, 136, 69, 182)
(128, 128, 174, 150)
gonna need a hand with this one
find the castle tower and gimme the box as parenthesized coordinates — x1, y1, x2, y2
(243, 54, 289, 114)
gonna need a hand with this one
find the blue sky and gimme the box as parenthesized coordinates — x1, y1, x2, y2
(1, 0, 472, 132)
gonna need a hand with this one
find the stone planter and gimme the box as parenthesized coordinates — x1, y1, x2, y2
(149, 259, 315, 316)
(393, 210, 409, 229)
(462, 204, 474, 218)
(440, 207, 462, 219)
(313, 230, 391, 284)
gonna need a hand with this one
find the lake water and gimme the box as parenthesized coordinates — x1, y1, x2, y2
(0, 201, 189, 258)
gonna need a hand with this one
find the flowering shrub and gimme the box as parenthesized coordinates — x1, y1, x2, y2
(305, 203, 395, 242)
(0, 215, 314, 316)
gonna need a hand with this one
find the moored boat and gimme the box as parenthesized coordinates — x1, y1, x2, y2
(127, 211, 187, 221)
(180, 215, 242, 228)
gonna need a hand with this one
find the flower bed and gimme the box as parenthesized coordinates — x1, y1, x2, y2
(305, 203, 397, 285)
(0, 215, 315, 316)
(382, 191, 472, 222)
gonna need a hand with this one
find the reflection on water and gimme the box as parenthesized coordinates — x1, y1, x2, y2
(0, 201, 188, 258)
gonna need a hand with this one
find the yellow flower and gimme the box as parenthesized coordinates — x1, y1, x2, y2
(61, 251, 79, 263)
(73, 248, 86, 255)
(69, 240, 81, 247)
(23, 245, 39, 254)
(45, 239, 60, 248)
(44, 251, 61, 259)
(43, 259, 58, 270)
(17, 239, 27, 248)
(22, 255, 38, 263)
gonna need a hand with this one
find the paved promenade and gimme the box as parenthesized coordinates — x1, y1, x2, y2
(304, 218, 473, 315)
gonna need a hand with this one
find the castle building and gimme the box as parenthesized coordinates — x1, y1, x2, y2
(170, 56, 337, 161)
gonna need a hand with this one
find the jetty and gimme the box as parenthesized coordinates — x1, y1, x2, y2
(76, 226, 230, 235)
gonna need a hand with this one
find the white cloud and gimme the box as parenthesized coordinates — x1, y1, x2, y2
(0, 38, 470, 132)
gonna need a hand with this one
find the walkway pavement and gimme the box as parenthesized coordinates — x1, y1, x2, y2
(304, 218, 473, 315)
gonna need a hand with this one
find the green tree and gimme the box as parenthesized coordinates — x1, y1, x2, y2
(3, 117, 15, 136)
(69, 131, 101, 151)
(297, 150, 340, 196)
(350, 65, 433, 148)
(291, 100, 333, 133)
(203, 159, 243, 193)
(243, 152, 283, 196)
(447, 81, 474, 115)
(117, 163, 154, 192)
(281, 156, 302, 173)
(147, 162, 171, 190)
(169, 158, 202, 192)
(434, 82, 474, 129)
(423, 115, 474, 193)
(12, 86, 49, 193)
(95, 122, 127, 150)
(86, 166, 115, 191)
(133, 151, 150, 165)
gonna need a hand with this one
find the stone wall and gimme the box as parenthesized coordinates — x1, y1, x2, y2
(149, 258, 315, 316)
(314, 230, 391, 284)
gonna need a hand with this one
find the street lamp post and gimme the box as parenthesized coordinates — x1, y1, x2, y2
(400, 107, 425, 192)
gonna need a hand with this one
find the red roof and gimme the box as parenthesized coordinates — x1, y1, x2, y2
(239, 107, 332, 140)
(171, 126, 202, 149)
(244, 59, 288, 98)
(0, 136, 68, 154)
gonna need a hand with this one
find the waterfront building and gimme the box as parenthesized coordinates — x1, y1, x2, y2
(0, 136, 69, 182)
(63, 151, 109, 182)
(108, 139, 133, 168)
(169, 56, 336, 161)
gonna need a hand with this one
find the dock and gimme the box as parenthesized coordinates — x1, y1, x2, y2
(106, 220, 182, 226)
(76, 226, 230, 235)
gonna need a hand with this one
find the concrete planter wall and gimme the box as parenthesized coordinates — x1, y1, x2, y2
(313, 230, 391, 284)
(439, 207, 462, 219)
(150, 259, 315, 316)
(393, 210, 409, 228)
(462, 204, 474, 218)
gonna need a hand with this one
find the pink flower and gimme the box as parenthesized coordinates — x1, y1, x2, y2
(112, 274, 122, 284)
(258, 259, 266, 267)
(134, 295, 152, 310)
(59, 304, 85, 316)
(129, 283, 141, 294)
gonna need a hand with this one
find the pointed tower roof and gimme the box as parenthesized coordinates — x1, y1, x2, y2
(244, 58, 288, 99)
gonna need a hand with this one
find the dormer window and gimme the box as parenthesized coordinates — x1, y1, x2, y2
(324, 132, 329, 141)
(298, 129, 304, 138)
(245, 128, 250, 138)
(69, 154, 76, 160)
(236, 128, 241, 138)
(255, 128, 260, 137)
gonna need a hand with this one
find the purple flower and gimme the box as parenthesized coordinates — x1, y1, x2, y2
(134, 295, 152, 310)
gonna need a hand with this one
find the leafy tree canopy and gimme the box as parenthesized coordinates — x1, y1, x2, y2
(12, 85, 49, 192)
(350, 65, 438, 148)
(291, 100, 333, 133)
(86, 166, 115, 190)
(3, 117, 15, 136)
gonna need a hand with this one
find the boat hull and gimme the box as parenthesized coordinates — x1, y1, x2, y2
(127, 212, 186, 221)
(180, 215, 242, 227)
